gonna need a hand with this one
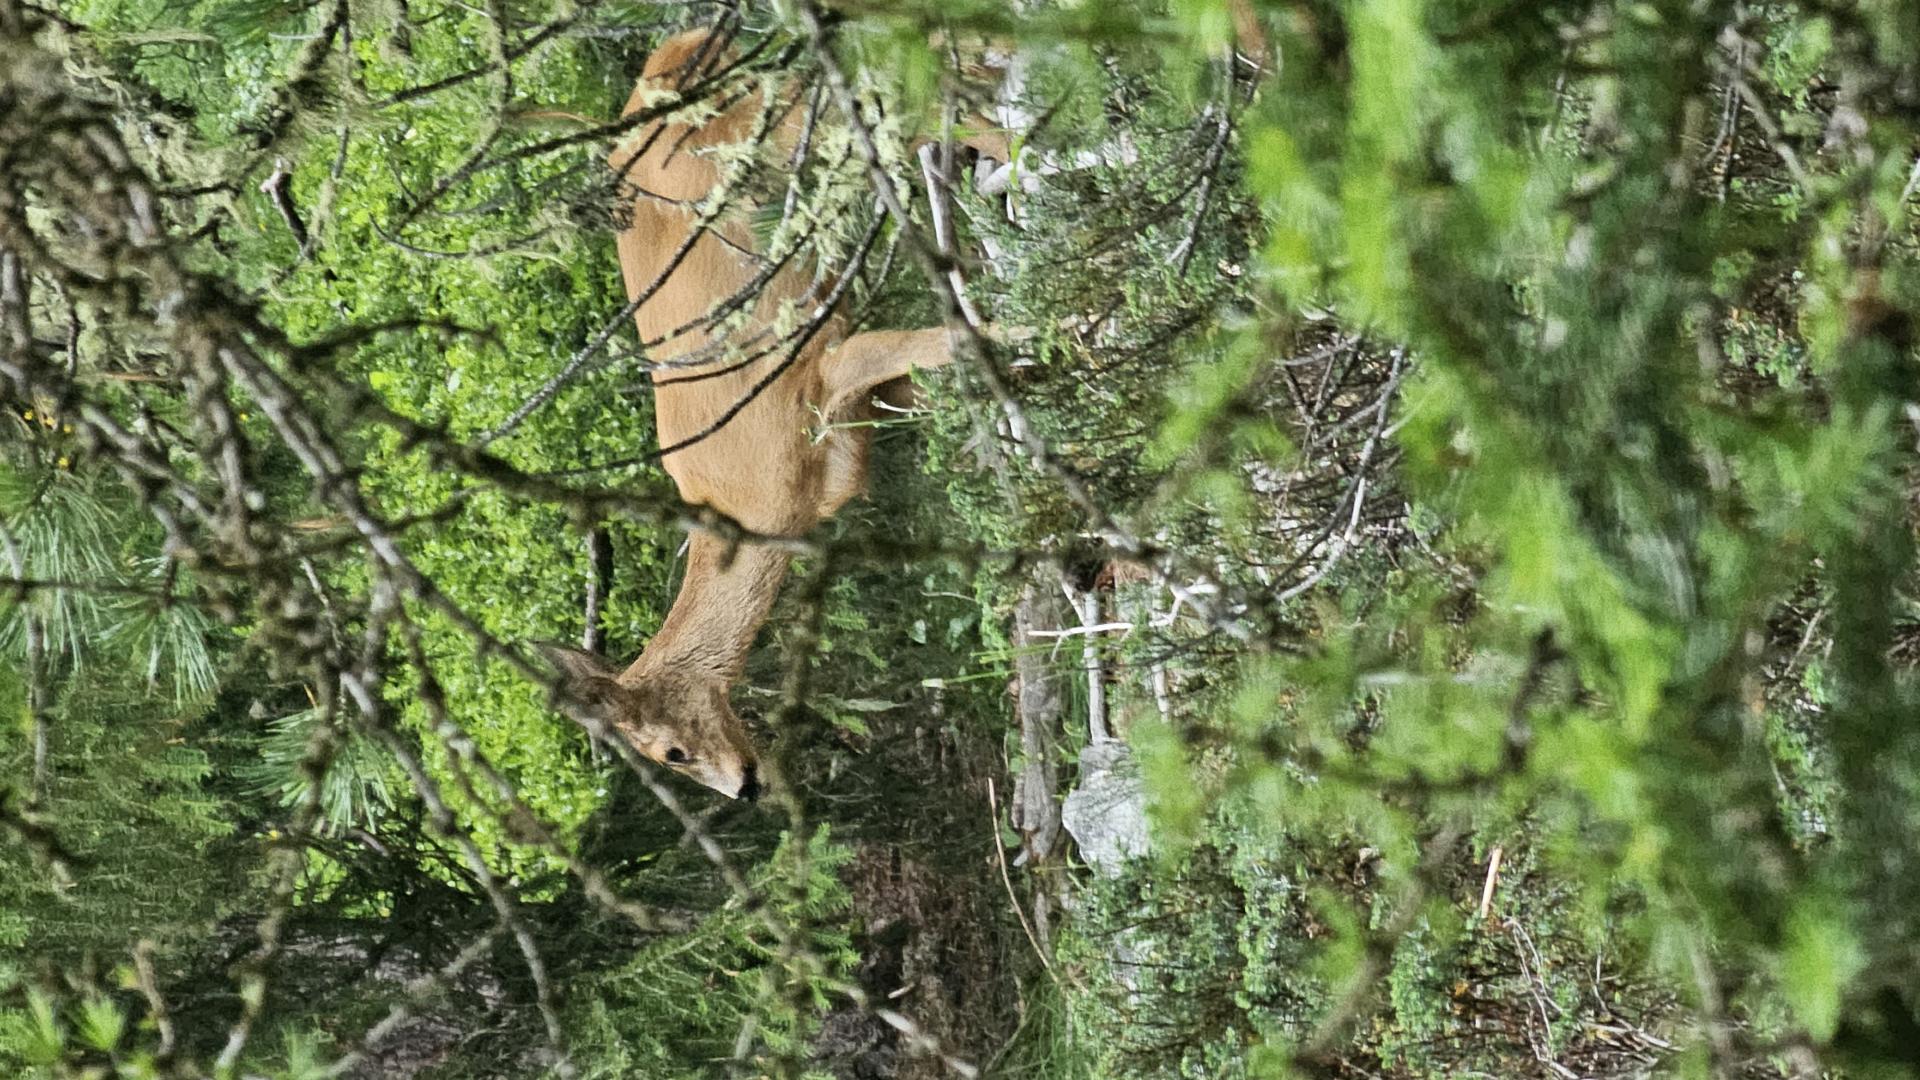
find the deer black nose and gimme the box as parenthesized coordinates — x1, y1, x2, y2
(738, 764, 761, 803)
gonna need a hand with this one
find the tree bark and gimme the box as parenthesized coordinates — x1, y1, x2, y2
(1011, 578, 1063, 867)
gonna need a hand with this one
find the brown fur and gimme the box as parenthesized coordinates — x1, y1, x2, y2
(546, 28, 991, 799)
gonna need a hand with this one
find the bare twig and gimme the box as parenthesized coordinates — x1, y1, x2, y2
(1478, 844, 1504, 921)
(259, 157, 310, 251)
(987, 776, 1056, 980)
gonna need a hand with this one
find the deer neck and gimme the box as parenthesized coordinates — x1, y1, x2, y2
(625, 529, 792, 686)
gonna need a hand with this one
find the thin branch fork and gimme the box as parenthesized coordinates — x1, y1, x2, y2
(1023, 621, 1133, 639)
(259, 156, 310, 251)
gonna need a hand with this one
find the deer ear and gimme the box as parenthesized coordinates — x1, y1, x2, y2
(537, 641, 619, 681)
(535, 642, 625, 717)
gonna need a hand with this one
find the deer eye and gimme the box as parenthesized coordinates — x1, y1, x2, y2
(665, 747, 689, 765)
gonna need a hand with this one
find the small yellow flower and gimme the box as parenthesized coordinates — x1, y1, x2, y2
(61, 424, 72, 434)
(21, 409, 32, 421)
(56, 456, 70, 469)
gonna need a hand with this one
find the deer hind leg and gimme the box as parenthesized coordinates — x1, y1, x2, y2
(815, 428, 871, 519)
(818, 327, 958, 421)
(813, 327, 959, 518)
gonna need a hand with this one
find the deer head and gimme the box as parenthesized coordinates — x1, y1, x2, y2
(541, 643, 762, 801)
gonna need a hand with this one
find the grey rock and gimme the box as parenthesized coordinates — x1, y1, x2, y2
(1062, 740, 1151, 875)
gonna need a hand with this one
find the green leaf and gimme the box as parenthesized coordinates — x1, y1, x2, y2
(1779, 897, 1864, 1042)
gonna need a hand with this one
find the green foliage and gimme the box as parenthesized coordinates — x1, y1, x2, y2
(242, 705, 396, 834)
(0, 462, 219, 708)
(1054, 820, 1315, 1080)
(1059, 802, 1689, 1080)
(0, 455, 242, 1062)
(0, 662, 239, 1001)
(566, 829, 858, 1078)
(1127, 0, 1920, 1073)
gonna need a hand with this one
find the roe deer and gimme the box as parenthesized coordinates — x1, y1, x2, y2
(542, 27, 1007, 799)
